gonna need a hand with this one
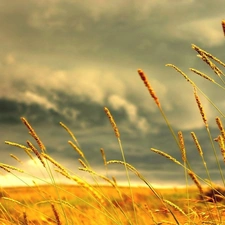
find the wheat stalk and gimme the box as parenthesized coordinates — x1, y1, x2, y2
(189, 68, 214, 82)
(10, 154, 23, 164)
(217, 135, 225, 163)
(79, 167, 116, 188)
(192, 44, 224, 75)
(104, 107, 120, 138)
(78, 159, 87, 168)
(106, 160, 140, 177)
(5, 141, 32, 151)
(21, 117, 46, 151)
(0, 165, 10, 173)
(188, 170, 204, 195)
(55, 169, 105, 205)
(151, 148, 182, 166)
(112, 176, 117, 186)
(222, 20, 225, 36)
(199, 53, 222, 76)
(0, 163, 24, 173)
(60, 122, 78, 145)
(178, 131, 186, 162)
(193, 87, 208, 128)
(100, 148, 107, 166)
(27, 141, 46, 168)
(163, 199, 187, 216)
(166, 64, 195, 86)
(42, 153, 68, 175)
(68, 141, 84, 158)
(23, 211, 28, 225)
(191, 132, 203, 156)
(215, 117, 225, 140)
(51, 203, 62, 225)
(137, 69, 160, 107)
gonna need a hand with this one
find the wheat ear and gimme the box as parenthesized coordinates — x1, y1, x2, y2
(27, 141, 46, 168)
(68, 141, 84, 158)
(217, 135, 225, 163)
(163, 199, 186, 216)
(106, 160, 140, 177)
(56, 169, 105, 205)
(191, 132, 203, 156)
(0, 163, 24, 173)
(21, 117, 46, 151)
(166, 64, 195, 86)
(41, 153, 68, 175)
(137, 69, 160, 107)
(222, 20, 225, 36)
(188, 170, 204, 195)
(104, 107, 120, 138)
(23, 211, 28, 225)
(5, 141, 31, 151)
(78, 159, 87, 168)
(51, 203, 62, 225)
(79, 167, 116, 188)
(59, 122, 78, 144)
(215, 117, 225, 139)
(100, 148, 107, 166)
(10, 154, 23, 164)
(193, 87, 208, 128)
(192, 44, 225, 68)
(178, 131, 186, 162)
(151, 148, 182, 166)
(189, 68, 214, 82)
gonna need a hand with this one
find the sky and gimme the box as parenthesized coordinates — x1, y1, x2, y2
(1, 0, 225, 188)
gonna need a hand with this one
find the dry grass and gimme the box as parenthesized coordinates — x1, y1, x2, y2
(0, 185, 205, 224)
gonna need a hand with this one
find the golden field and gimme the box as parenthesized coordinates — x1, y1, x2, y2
(1, 185, 222, 224)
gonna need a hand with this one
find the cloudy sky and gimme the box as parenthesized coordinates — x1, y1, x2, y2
(1, 0, 225, 188)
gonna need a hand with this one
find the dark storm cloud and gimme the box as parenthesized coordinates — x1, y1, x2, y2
(1, 0, 225, 186)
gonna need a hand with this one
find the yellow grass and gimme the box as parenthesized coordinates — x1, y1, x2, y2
(0, 185, 210, 224)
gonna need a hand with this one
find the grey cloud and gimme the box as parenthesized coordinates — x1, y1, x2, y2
(1, 0, 225, 186)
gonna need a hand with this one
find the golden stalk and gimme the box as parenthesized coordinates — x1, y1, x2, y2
(191, 132, 203, 156)
(166, 64, 195, 86)
(104, 107, 120, 138)
(42, 153, 68, 175)
(215, 117, 225, 140)
(151, 148, 182, 166)
(222, 20, 225, 37)
(27, 141, 46, 168)
(21, 117, 46, 151)
(100, 148, 107, 166)
(78, 159, 87, 168)
(51, 203, 62, 225)
(68, 141, 84, 158)
(59, 122, 78, 144)
(217, 135, 225, 163)
(178, 131, 186, 162)
(5, 141, 32, 152)
(137, 69, 161, 107)
(0, 163, 24, 173)
(23, 211, 28, 225)
(189, 68, 214, 82)
(10, 154, 23, 164)
(188, 170, 204, 195)
(192, 44, 225, 68)
(193, 87, 208, 128)
(163, 199, 187, 216)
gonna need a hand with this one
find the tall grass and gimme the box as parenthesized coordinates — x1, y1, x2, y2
(1, 20, 225, 224)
